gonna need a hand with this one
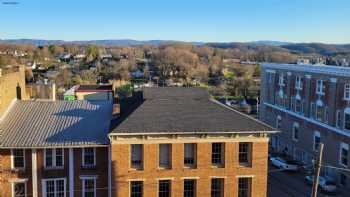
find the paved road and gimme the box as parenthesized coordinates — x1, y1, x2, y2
(267, 165, 347, 197)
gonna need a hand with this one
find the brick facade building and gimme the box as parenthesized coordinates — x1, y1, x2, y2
(260, 63, 350, 191)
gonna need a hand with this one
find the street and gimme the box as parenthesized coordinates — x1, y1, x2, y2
(268, 165, 347, 197)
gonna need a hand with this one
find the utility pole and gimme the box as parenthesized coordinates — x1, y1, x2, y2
(311, 143, 324, 197)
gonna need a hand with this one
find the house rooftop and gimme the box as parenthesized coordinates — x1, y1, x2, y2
(76, 84, 113, 92)
(111, 87, 275, 135)
(0, 100, 112, 148)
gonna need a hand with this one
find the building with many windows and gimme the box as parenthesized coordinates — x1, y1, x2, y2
(260, 63, 350, 190)
(0, 100, 112, 197)
(109, 87, 275, 197)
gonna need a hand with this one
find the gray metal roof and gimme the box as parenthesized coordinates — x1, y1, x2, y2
(111, 87, 275, 134)
(0, 100, 112, 148)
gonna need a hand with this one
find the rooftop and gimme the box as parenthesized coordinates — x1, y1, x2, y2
(262, 63, 350, 77)
(76, 84, 113, 92)
(0, 100, 112, 148)
(111, 87, 274, 135)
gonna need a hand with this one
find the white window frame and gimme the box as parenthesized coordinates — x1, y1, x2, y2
(339, 142, 349, 167)
(276, 115, 282, 129)
(344, 83, 350, 100)
(295, 76, 302, 90)
(82, 148, 96, 167)
(344, 109, 350, 131)
(292, 122, 299, 142)
(316, 80, 325, 95)
(278, 74, 285, 87)
(81, 176, 97, 197)
(336, 110, 342, 128)
(42, 178, 66, 197)
(11, 179, 27, 197)
(44, 148, 64, 169)
(11, 149, 25, 170)
(313, 131, 321, 151)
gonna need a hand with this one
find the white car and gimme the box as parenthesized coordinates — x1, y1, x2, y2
(270, 157, 298, 171)
(304, 175, 337, 193)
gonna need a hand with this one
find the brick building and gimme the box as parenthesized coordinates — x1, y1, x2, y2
(109, 87, 275, 197)
(0, 100, 112, 197)
(259, 63, 350, 190)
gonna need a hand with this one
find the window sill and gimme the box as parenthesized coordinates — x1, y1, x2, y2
(81, 165, 96, 170)
(44, 167, 64, 170)
(211, 164, 224, 168)
(239, 163, 252, 168)
(158, 166, 172, 170)
(183, 165, 196, 169)
(129, 167, 143, 171)
(10, 168, 25, 172)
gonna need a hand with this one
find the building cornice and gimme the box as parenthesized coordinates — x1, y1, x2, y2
(262, 63, 350, 77)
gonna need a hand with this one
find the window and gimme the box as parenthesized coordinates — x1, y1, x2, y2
(295, 76, 302, 90)
(184, 179, 196, 197)
(130, 181, 143, 197)
(276, 116, 282, 129)
(82, 148, 95, 168)
(316, 104, 324, 121)
(82, 177, 96, 197)
(42, 178, 65, 197)
(131, 144, 143, 169)
(316, 80, 325, 95)
(313, 131, 321, 151)
(212, 143, 224, 166)
(238, 177, 252, 197)
(340, 143, 349, 167)
(158, 180, 171, 197)
(344, 110, 350, 130)
(159, 144, 171, 168)
(324, 107, 329, 123)
(184, 143, 196, 167)
(13, 182, 26, 197)
(292, 123, 299, 141)
(45, 149, 64, 168)
(340, 173, 347, 186)
(344, 84, 350, 100)
(310, 102, 316, 119)
(239, 143, 252, 166)
(295, 98, 303, 113)
(211, 178, 224, 197)
(278, 74, 284, 86)
(336, 110, 342, 128)
(12, 149, 25, 169)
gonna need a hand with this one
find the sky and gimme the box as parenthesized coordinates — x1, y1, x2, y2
(0, 0, 350, 44)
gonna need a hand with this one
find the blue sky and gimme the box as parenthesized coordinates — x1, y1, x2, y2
(1, 0, 350, 43)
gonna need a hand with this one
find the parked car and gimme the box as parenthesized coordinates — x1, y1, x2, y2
(304, 175, 337, 193)
(270, 157, 299, 171)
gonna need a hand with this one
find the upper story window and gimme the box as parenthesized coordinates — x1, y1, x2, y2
(42, 178, 65, 197)
(340, 142, 349, 167)
(278, 74, 285, 87)
(184, 179, 196, 197)
(292, 123, 299, 141)
(336, 110, 342, 128)
(158, 180, 171, 197)
(313, 131, 321, 151)
(344, 84, 350, 100)
(211, 143, 224, 167)
(184, 143, 196, 167)
(82, 177, 96, 197)
(12, 181, 26, 197)
(130, 181, 143, 197)
(295, 76, 302, 90)
(11, 149, 25, 169)
(211, 178, 224, 197)
(276, 116, 282, 129)
(159, 144, 171, 169)
(82, 148, 96, 168)
(316, 80, 325, 95)
(44, 149, 64, 169)
(239, 143, 252, 167)
(315, 100, 324, 122)
(238, 177, 252, 197)
(344, 108, 350, 131)
(131, 144, 143, 170)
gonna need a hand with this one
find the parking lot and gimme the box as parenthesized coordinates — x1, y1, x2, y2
(268, 164, 347, 197)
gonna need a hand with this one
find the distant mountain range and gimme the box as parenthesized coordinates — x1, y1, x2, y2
(1, 39, 350, 56)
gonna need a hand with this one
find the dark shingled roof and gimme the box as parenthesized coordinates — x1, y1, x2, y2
(76, 84, 113, 92)
(0, 100, 112, 148)
(111, 87, 274, 134)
